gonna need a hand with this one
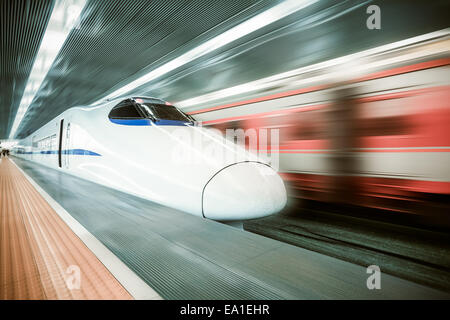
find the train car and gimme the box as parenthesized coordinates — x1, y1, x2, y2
(11, 97, 287, 221)
(190, 34, 450, 221)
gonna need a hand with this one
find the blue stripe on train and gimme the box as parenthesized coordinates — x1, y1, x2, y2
(110, 118, 152, 126)
(155, 119, 193, 126)
(19, 149, 101, 156)
(62, 149, 101, 156)
(109, 118, 192, 126)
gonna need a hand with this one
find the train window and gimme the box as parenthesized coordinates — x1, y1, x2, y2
(359, 115, 410, 136)
(289, 111, 325, 141)
(139, 103, 193, 123)
(109, 101, 143, 119)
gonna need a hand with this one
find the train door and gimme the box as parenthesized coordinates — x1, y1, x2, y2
(63, 122, 72, 169)
(327, 86, 359, 204)
(58, 119, 64, 167)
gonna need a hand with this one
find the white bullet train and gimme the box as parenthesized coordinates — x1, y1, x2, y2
(12, 97, 287, 221)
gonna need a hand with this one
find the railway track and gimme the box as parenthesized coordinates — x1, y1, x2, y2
(245, 201, 450, 293)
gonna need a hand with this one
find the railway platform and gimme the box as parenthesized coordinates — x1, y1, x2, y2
(2, 155, 448, 300)
(0, 156, 135, 299)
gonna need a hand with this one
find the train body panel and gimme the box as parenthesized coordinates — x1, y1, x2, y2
(12, 98, 287, 220)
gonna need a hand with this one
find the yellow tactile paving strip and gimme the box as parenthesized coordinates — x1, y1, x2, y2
(0, 157, 132, 299)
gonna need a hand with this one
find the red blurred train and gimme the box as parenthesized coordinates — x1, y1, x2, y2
(184, 31, 450, 224)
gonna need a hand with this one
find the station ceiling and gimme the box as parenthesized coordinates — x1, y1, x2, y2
(1, 0, 449, 139)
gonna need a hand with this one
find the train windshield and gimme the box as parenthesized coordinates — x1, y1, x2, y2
(140, 103, 194, 123)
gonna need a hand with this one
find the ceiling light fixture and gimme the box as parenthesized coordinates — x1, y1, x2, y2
(9, 0, 87, 138)
(175, 28, 450, 109)
(91, 0, 318, 105)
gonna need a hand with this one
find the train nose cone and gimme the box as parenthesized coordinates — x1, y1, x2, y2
(202, 162, 287, 221)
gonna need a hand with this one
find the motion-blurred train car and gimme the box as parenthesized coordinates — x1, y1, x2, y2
(188, 32, 450, 225)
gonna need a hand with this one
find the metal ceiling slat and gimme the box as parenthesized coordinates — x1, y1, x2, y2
(0, 0, 54, 138)
(11, 0, 269, 138)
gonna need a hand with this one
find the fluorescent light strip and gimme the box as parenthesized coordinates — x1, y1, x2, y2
(0, 139, 18, 149)
(176, 28, 450, 109)
(91, 0, 318, 105)
(9, 0, 87, 138)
